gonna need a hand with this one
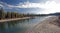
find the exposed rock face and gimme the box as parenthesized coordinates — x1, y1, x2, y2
(26, 16, 60, 33)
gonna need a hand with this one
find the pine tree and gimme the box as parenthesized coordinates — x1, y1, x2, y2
(0, 7, 5, 19)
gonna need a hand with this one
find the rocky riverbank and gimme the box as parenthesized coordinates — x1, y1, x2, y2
(26, 16, 60, 33)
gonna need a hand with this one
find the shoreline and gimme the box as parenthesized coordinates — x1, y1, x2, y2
(0, 17, 31, 22)
(26, 16, 60, 33)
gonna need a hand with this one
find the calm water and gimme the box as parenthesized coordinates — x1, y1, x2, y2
(0, 16, 47, 33)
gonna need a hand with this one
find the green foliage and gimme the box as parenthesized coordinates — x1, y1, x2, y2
(0, 8, 6, 19)
(0, 7, 34, 20)
(6, 12, 11, 18)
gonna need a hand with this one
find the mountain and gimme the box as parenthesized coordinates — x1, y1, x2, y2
(49, 12, 60, 16)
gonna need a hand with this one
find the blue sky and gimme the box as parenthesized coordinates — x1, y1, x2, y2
(0, 0, 60, 14)
(0, 0, 44, 14)
(0, 0, 47, 5)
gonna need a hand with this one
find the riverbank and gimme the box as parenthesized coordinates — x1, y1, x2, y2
(0, 17, 31, 22)
(26, 16, 60, 33)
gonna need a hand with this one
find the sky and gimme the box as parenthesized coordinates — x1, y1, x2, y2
(0, 0, 60, 14)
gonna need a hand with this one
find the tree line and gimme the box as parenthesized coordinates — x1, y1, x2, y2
(0, 8, 32, 20)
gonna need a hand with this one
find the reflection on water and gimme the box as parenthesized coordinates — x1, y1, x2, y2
(0, 16, 46, 33)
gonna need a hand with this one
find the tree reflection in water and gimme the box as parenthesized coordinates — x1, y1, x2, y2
(0, 18, 34, 33)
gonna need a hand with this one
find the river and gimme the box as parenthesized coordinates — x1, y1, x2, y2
(0, 16, 48, 33)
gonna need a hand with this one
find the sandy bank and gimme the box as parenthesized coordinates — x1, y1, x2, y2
(0, 17, 30, 22)
(26, 16, 60, 33)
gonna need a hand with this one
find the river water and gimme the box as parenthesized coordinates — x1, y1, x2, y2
(0, 16, 48, 33)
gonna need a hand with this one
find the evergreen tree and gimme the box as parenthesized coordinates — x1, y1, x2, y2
(0, 7, 5, 19)
(6, 12, 11, 18)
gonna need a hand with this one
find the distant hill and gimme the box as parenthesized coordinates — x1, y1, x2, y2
(48, 12, 60, 16)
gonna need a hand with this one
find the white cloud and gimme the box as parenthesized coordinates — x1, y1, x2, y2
(8, 2, 41, 8)
(1, 0, 60, 14)
(0, 4, 3, 7)
(39, 1, 60, 14)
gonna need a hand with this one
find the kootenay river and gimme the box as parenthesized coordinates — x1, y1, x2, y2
(0, 16, 48, 33)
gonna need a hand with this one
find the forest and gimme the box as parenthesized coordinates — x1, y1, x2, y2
(0, 7, 33, 20)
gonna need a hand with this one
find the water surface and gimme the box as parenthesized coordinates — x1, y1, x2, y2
(0, 16, 47, 33)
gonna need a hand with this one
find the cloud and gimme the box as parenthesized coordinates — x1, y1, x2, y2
(7, 0, 60, 8)
(0, 2, 3, 7)
(15, 0, 60, 14)
(0, 2, 14, 9)
(1, 0, 60, 14)
(39, 1, 60, 14)
(0, 4, 3, 7)
(7, 2, 41, 8)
